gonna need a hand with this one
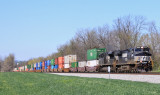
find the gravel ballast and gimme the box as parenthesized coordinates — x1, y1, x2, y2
(51, 73, 160, 84)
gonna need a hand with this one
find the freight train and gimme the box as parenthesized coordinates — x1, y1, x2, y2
(13, 46, 153, 73)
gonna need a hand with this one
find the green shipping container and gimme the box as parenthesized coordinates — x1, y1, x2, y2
(51, 59, 55, 65)
(71, 62, 78, 68)
(87, 48, 106, 61)
(17, 68, 18, 70)
(27, 65, 31, 69)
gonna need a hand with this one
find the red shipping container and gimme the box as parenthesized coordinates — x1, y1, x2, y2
(58, 64, 64, 69)
(55, 58, 58, 65)
(42, 61, 45, 67)
(58, 57, 64, 64)
(48, 66, 51, 69)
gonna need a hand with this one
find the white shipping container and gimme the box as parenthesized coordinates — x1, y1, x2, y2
(13, 68, 17, 71)
(38, 62, 40, 67)
(19, 67, 21, 71)
(64, 55, 77, 64)
(64, 56, 69, 63)
(34, 63, 36, 68)
(86, 60, 99, 67)
(78, 61, 87, 67)
(25, 67, 28, 71)
(25, 65, 27, 69)
(64, 64, 70, 68)
(21, 66, 24, 70)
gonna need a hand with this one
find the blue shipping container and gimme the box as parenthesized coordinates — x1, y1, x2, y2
(45, 66, 47, 69)
(55, 65, 58, 69)
(47, 60, 50, 66)
(36, 63, 38, 67)
(51, 65, 54, 69)
(40, 62, 42, 67)
(45, 61, 47, 66)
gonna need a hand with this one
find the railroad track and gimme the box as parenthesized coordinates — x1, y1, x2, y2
(46, 72, 160, 75)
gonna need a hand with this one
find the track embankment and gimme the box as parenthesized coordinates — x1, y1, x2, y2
(50, 73, 160, 84)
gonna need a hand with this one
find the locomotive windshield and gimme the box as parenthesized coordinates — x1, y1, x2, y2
(135, 47, 149, 52)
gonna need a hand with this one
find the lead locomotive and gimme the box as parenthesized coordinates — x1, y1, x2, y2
(98, 46, 153, 72)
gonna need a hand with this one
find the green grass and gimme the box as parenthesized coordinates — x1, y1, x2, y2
(152, 70, 160, 72)
(0, 72, 160, 95)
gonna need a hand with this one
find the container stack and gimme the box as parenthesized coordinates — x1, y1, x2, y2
(44, 61, 47, 72)
(38, 62, 40, 69)
(34, 63, 36, 71)
(78, 61, 87, 72)
(21, 66, 23, 72)
(47, 60, 51, 72)
(58, 57, 64, 72)
(54, 58, 58, 72)
(86, 48, 106, 72)
(40, 62, 42, 70)
(16, 68, 18, 72)
(36, 62, 41, 72)
(36, 63, 38, 71)
(25, 65, 28, 71)
(70, 62, 78, 72)
(64, 55, 77, 72)
(20, 66, 22, 72)
(42, 61, 45, 72)
(32, 64, 34, 71)
(18, 67, 20, 72)
(50, 59, 55, 72)
(23, 66, 25, 72)
(25, 65, 27, 72)
(27, 65, 31, 71)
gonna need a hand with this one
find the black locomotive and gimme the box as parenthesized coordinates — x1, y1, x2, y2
(98, 46, 153, 72)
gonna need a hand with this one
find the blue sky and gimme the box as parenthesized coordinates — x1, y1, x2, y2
(0, 0, 160, 61)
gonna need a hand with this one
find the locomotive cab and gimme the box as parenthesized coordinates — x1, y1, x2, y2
(134, 46, 152, 63)
(133, 46, 153, 72)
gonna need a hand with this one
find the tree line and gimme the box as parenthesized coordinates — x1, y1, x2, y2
(27, 15, 160, 70)
(1, 15, 160, 72)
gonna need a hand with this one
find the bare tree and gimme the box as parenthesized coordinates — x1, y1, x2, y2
(97, 25, 110, 49)
(113, 16, 146, 50)
(2, 54, 15, 72)
(97, 25, 118, 51)
(148, 22, 160, 70)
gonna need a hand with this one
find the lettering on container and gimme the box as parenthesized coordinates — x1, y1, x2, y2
(90, 52, 93, 56)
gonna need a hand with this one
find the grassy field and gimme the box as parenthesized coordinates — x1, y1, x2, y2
(0, 72, 160, 95)
(152, 70, 160, 72)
